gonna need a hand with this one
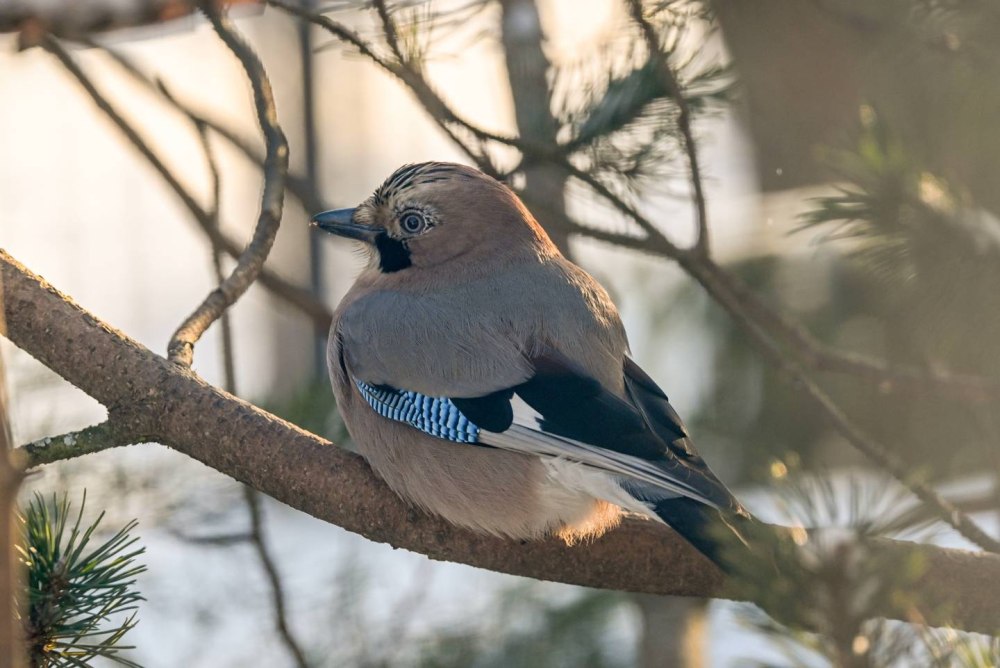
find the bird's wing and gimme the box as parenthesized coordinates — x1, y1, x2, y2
(352, 349, 743, 514)
(335, 288, 534, 397)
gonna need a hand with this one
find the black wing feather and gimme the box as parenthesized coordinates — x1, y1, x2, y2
(623, 357, 694, 457)
(451, 388, 515, 433)
(519, 352, 744, 514)
(514, 351, 664, 460)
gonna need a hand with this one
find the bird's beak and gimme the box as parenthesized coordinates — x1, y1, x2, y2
(311, 208, 380, 243)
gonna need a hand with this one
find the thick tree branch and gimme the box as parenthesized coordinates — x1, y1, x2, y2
(167, 5, 288, 366)
(3, 250, 1000, 634)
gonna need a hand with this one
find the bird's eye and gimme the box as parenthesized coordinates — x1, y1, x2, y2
(399, 211, 427, 235)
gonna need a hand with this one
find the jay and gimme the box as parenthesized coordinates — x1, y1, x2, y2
(315, 162, 750, 566)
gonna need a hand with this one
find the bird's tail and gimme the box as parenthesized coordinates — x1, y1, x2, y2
(649, 497, 756, 573)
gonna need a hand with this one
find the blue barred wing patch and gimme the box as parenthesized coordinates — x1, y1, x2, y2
(355, 380, 481, 443)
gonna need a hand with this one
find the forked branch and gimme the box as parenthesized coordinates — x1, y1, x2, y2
(3, 248, 1000, 634)
(167, 5, 288, 366)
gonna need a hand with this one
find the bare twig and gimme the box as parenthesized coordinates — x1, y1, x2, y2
(19, 420, 141, 467)
(294, 5, 327, 375)
(193, 120, 239, 394)
(244, 486, 310, 668)
(672, 249, 1000, 553)
(87, 40, 326, 213)
(688, 255, 1000, 404)
(168, 5, 289, 366)
(269, 1, 667, 242)
(42, 38, 331, 332)
(266, 0, 503, 177)
(372, 0, 405, 63)
(169, 530, 254, 546)
(626, 0, 710, 254)
(268, 0, 394, 68)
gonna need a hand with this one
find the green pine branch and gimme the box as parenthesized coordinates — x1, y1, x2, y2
(16, 492, 146, 667)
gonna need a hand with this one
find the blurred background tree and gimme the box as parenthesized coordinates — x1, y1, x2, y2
(4, 0, 1000, 666)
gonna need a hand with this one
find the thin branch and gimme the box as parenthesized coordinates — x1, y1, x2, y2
(168, 5, 289, 366)
(4, 248, 1000, 633)
(295, 4, 327, 376)
(87, 39, 326, 214)
(266, 0, 504, 177)
(372, 0, 405, 63)
(626, 0, 710, 254)
(19, 421, 140, 467)
(268, 1, 670, 244)
(690, 255, 1000, 404)
(169, 530, 254, 546)
(268, 0, 395, 69)
(244, 486, 309, 668)
(42, 38, 331, 332)
(193, 116, 238, 395)
(672, 249, 1000, 553)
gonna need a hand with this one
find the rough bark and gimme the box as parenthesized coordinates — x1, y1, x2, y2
(3, 248, 1000, 634)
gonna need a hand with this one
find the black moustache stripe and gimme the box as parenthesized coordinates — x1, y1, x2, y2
(375, 233, 412, 273)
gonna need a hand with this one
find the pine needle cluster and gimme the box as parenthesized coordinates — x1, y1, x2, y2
(16, 493, 146, 667)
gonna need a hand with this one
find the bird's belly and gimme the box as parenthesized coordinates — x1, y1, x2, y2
(345, 399, 621, 541)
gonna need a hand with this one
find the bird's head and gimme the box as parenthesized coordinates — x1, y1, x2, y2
(312, 162, 556, 274)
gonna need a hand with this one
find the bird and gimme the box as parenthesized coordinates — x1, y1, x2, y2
(314, 161, 751, 567)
